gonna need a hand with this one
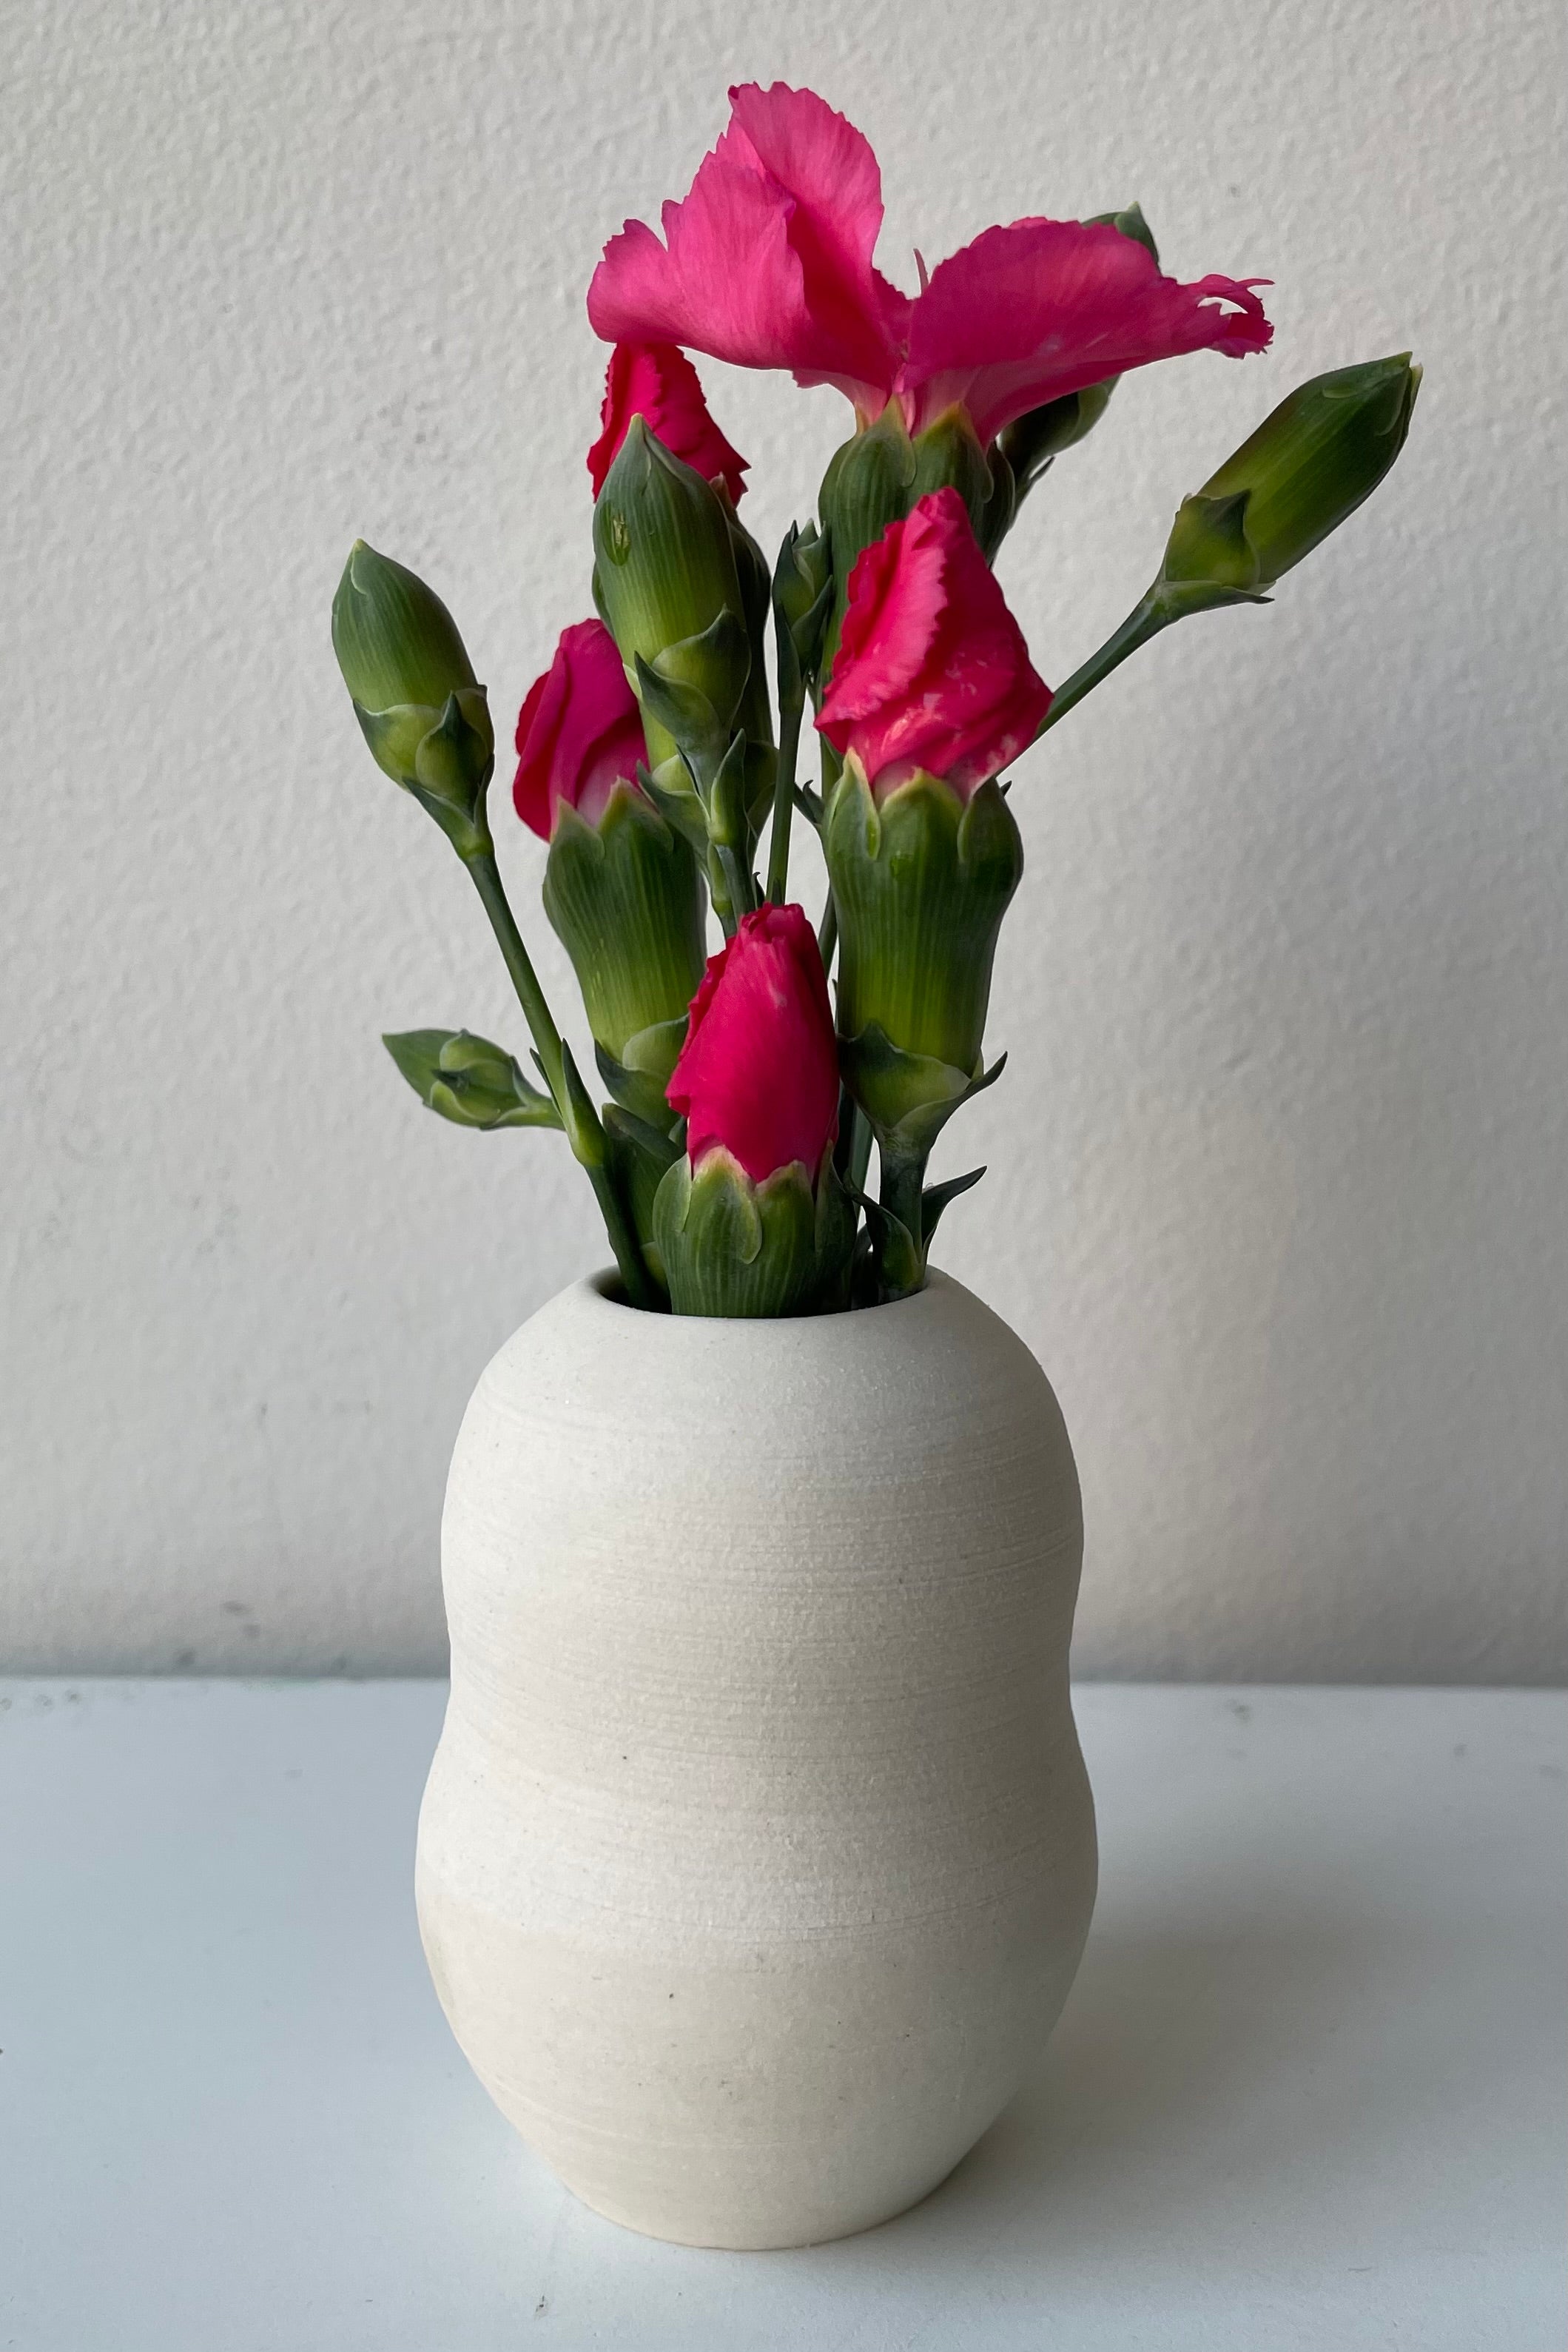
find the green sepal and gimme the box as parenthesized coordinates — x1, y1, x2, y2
(653, 1146, 855, 1319)
(381, 1027, 561, 1129)
(827, 765, 1023, 1090)
(1160, 491, 1264, 594)
(637, 756, 710, 852)
(649, 606, 752, 734)
(593, 420, 753, 773)
(817, 401, 918, 681)
(846, 1183, 923, 1308)
(909, 406, 996, 540)
(838, 1024, 1007, 1161)
(542, 786, 705, 1088)
(594, 1018, 687, 1129)
(602, 1106, 681, 1294)
(633, 643, 730, 772)
(352, 686, 495, 856)
(922, 1163, 986, 1245)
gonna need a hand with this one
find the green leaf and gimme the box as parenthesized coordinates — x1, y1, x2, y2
(381, 1028, 561, 1130)
(922, 1164, 986, 1245)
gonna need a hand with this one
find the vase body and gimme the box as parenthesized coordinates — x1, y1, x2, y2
(416, 1269, 1095, 2249)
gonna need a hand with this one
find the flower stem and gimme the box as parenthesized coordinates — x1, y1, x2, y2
(1037, 593, 1172, 734)
(766, 676, 805, 904)
(817, 890, 838, 971)
(465, 849, 656, 1309)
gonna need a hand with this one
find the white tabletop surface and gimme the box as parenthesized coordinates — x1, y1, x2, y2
(2, 1679, 1562, 2349)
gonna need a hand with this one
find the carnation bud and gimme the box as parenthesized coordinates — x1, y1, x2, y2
(653, 1148, 854, 1319)
(909, 406, 994, 537)
(381, 1027, 560, 1129)
(816, 402, 917, 682)
(543, 787, 707, 1128)
(332, 541, 494, 856)
(827, 764, 1023, 1146)
(1159, 354, 1421, 605)
(592, 418, 756, 773)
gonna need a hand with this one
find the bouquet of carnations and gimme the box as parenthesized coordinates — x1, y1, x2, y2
(332, 82, 1416, 1318)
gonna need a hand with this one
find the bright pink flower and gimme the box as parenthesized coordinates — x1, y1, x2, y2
(589, 84, 1271, 444)
(513, 619, 647, 839)
(587, 341, 750, 504)
(667, 904, 840, 1185)
(816, 488, 1052, 797)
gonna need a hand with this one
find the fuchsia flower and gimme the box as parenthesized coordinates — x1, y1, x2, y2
(589, 83, 1272, 445)
(667, 904, 840, 1186)
(513, 619, 647, 839)
(817, 488, 1052, 796)
(587, 341, 750, 503)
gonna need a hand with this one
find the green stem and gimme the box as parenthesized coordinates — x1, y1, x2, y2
(817, 891, 838, 972)
(1037, 592, 1173, 734)
(465, 850, 656, 1309)
(881, 1146, 925, 1258)
(717, 841, 757, 930)
(847, 1104, 873, 1194)
(766, 677, 805, 904)
(467, 850, 568, 1095)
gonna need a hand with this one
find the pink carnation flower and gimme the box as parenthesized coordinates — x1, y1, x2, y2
(667, 904, 840, 1186)
(816, 488, 1052, 797)
(513, 618, 647, 839)
(590, 82, 1271, 446)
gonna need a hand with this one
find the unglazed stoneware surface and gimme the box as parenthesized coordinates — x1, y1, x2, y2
(416, 1271, 1096, 2249)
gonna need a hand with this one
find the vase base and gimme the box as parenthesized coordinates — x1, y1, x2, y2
(549, 2146, 972, 2252)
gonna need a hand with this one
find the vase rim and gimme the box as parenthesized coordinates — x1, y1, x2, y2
(583, 1264, 960, 1327)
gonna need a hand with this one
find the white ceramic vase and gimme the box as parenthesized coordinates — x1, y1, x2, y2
(416, 1269, 1096, 2249)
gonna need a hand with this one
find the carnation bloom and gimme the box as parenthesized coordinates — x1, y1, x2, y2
(587, 341, 750, 504)
(667, 904, 840, 1185)
(513, 619, 647, 839)
(589, 83, 1272, 445)
(816, 488, 1052, 796)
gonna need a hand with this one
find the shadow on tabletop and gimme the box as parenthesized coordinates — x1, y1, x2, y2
(813, 1888, 1410, 2282)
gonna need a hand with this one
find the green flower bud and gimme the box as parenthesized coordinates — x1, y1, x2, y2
(381, 1027, 561, 1129)
(718, 489, 780, 821)
(1086, 201, 1159, 263)
(997, 377, 1117, 490)
(826, 765, 1023, 1143)
(817, 402, 918, 682)
(542, 784, 707, 1128)
(653, 1146, 855, 1319)
(773, 520, 834, 693)
(593, 419, 755, 774)
(909, 405, 995, 536)
(1159, 354, 1421, 605)
(332, 541, 494, 855)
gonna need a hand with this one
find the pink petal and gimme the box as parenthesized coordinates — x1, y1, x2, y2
(588, 83, 906, 414)
(513, 618, 647, 839)
(898, 217, 1272, 443)
(816, 489, 1051, 797)
(818, 511, 949, 719)
(667, 903, 838, 1184)
(587, 343, 749, 503)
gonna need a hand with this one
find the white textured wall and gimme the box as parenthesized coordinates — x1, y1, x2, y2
(3, 0, 1564, 1679)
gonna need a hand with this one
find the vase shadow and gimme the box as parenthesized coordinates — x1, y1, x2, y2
(827, 1883, 1419, 2281)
